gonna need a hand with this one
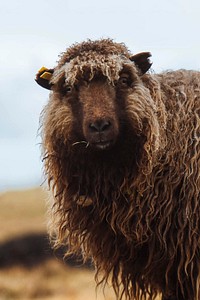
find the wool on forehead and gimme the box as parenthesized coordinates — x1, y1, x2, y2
(58, 39, 131, 64)
(51, 39, 136, 86)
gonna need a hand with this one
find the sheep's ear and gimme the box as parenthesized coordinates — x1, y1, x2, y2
(35, 67, 54, 90)
(130, 52, 152, 74)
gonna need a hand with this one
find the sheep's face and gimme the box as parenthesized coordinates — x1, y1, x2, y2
(78, 78, 119, 150)
(51, 66, 143, 151)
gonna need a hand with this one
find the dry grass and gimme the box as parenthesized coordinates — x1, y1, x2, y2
(0, 259, 115, 300)
(0, 188, 115, 300)
(0, 188, 161, 300)
(0, 188, 47, 242)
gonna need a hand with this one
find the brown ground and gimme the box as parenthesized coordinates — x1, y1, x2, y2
(0, 188, 160, 300)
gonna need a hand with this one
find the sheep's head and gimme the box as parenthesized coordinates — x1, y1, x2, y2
(36, 39, 156, 156)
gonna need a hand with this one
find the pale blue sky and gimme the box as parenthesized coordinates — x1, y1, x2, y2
(0, 0, 199, 190)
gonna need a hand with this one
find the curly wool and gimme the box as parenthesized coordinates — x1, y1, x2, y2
(51, 39, 134, 87)
(41, 39, 200, 300)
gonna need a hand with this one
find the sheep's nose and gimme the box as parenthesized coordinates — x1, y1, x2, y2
(89, 119, 111, 133)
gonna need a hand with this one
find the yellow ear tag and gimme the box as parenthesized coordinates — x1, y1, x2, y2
(38, 66, 48, 73)
(40, 71, 53, 81)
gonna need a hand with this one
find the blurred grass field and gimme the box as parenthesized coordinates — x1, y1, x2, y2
(0, 188, 115, 300)
(0, 188, 47, 243)
(0, 188, 161, 300)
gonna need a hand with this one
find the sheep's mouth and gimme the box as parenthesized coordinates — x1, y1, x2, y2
(91, 140, 114, 150)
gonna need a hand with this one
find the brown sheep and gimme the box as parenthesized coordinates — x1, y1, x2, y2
(36, 39, 200, 300)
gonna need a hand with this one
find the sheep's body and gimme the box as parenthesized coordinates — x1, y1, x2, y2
(39, 39, 200, 300)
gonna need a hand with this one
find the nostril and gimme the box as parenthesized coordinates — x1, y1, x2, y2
(102, 120, 111, 131)
(100, 120, 111, 132)
(89, 120, 111, 132)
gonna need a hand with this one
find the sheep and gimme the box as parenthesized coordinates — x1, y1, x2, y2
(35, 39, 200, 300)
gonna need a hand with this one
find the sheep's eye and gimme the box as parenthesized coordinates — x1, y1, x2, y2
(118, 75, 130, 87)
(64, 85, 72, 93)
(60, 84, 73, 97)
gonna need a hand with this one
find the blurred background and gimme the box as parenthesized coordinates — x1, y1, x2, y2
(0, 0, 199, 299)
